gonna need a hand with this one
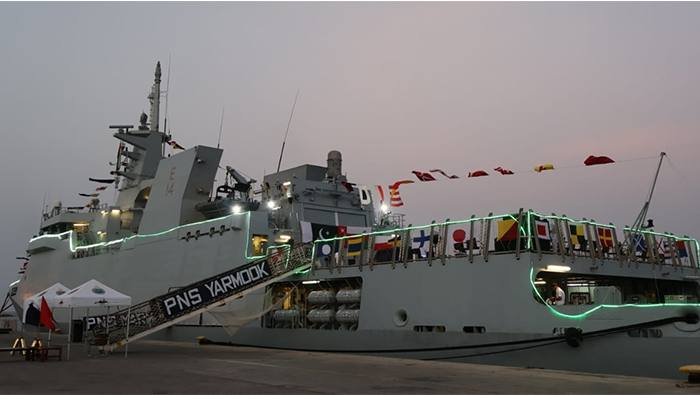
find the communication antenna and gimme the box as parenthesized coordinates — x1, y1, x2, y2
(38, 191, 47, 231)
(276, 89, 300, 173)
(162, 54, 172, 156)
(163, 54, 172, 132)
(631, 152, 666, 231)
(217, 107, 225, 149)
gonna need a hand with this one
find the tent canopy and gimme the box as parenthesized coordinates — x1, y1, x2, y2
(57, 279, 132, 307)
(23, 282, 71, 311)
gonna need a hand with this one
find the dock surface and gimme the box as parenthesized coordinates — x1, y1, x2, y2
(0, 334, 693, 394)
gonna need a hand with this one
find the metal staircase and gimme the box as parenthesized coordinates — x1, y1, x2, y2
(85, 244, 311, 350)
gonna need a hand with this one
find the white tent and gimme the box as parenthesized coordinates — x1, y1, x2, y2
(59, 279, 131, 307)
(55, 279, 132, 360)
(22, 282, 71, 320)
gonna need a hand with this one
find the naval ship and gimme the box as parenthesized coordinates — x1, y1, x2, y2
(5, 63, 700, 379)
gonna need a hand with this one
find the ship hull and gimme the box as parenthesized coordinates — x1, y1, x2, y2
(154, 252, 700, 380)
(13, 221, 700, 380)
(154, 323, 697, 379)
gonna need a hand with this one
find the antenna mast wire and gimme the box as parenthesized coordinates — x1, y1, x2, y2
(631, 152, 666, 231)
(276, 89, 300, 173)
(162, 54, 172, 156)
(217, 107, 225, 149)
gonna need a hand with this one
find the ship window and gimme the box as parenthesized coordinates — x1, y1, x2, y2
(463, 326, 486, 333)
(251, 235, 268, 256)
(337, 213, 367, 227)
(304, 208, 336, 224)
(414, 325, 446, 333)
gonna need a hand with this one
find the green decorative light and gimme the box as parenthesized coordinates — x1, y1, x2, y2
(528, 267, 700, 320)
(313, 213, 519, 244)
(32, 207, 700, 276)
(295, 267, 312, 275)
(526, 210, 532, 250)
(534, 212, 617, 229)
(621, 226, 699, 269)
(30, 211, 290, 262)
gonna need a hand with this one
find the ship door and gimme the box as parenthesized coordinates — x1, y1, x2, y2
(251, 234, 268, 256)
(129, 187, 151, 232)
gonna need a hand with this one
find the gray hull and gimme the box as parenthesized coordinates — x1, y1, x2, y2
(153, 251, 700, 380)
(156, 323, 696, 379)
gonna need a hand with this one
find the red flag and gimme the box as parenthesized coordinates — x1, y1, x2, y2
(467, 170, 489, 178)
(40, 296, 56, 331)
(412, 171, 436, 182)
(388, 180, 414, 207)
(375, 185, 385, 204)
(494, 166, 514, 175)
(340, 181, 354, 192)
(598, 228, 614, 248)
(429, 169, 460, 179)
(584, 155, 615, 166)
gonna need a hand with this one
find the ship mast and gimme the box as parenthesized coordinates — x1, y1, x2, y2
(148, 61, 162, 132)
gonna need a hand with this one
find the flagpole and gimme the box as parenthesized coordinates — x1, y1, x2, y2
(125, 306, 131, 359)
(67, 308, 72, 361)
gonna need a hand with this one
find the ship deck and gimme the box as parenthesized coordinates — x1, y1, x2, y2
(0, 334, 694, 394)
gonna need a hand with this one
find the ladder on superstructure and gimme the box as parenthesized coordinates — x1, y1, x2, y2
(85, 244, 312, 350)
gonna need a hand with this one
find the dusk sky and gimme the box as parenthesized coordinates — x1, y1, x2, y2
(1, 2, 699, 294)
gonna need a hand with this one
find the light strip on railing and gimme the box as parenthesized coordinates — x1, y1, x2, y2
(30, 211, 293, 263)
(313, 213, 520, 243)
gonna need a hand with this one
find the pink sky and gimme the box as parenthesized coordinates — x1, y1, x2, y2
(1, 2, 699, 289)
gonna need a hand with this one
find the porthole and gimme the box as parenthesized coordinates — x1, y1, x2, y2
(393, 309, 408, 327)
(209, 227, 215, 237)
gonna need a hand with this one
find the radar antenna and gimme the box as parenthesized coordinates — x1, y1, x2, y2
(631, 152, 666, 231)
(276, 89, 300, 173)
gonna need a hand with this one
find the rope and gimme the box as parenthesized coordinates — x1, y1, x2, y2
(205, 313, 694, 356)
(383, 154, 661, 188)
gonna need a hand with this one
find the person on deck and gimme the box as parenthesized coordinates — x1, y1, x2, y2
(548, 282, 566, 305)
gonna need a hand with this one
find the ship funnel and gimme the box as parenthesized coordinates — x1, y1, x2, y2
(327, 150, 342, 179)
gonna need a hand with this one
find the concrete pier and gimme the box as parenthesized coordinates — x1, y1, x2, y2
(0, 335, 693, 394)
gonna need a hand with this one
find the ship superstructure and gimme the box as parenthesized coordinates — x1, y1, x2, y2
(6, 63, 700, 380)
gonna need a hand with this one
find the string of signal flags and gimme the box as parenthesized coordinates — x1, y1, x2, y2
(378, 154, 658, 208)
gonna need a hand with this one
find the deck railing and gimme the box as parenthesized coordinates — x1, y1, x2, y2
(310, 209, 699, 273)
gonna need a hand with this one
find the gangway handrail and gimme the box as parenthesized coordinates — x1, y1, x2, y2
(84, 243, 312, 350)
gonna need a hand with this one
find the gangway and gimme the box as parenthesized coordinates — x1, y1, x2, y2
(84, 244, 311, 350)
